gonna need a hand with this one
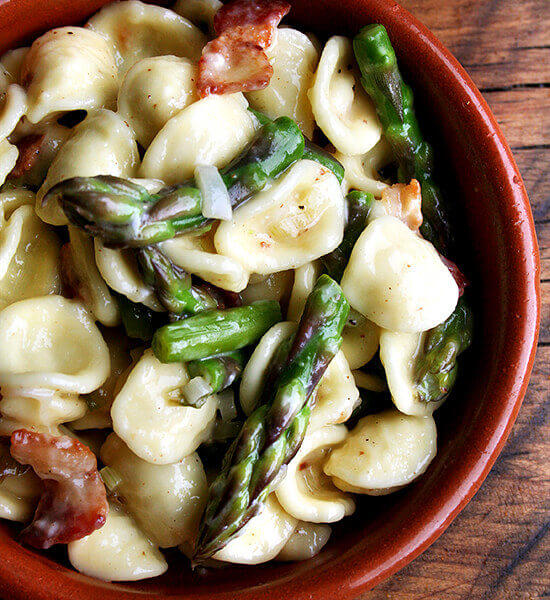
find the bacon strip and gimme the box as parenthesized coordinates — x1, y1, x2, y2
(10, 430, 108, 549)
(380, 179, 423, 232)
(197, 0, 290, 98)
(8, 134, 45, 179)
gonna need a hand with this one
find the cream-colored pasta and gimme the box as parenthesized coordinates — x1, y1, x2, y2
(324, 410, 437, 495)
(0, 296, 110, 394)
(341, 311, 380, 370)
(101, 433, 208, 548)
(239, 321, 296, 415)
(309, 36, 381, 155)
(21, 27, 117, 124)
(287, 261, 321, 322)
(240, 271, 293, 305)
(0, 204, 61, 310)
(111, 349, 217, 465)
(276, 425, 355, 522)
(68, 502, 168, 581)
(38, 109, 139, 225)
(86, 0, 205, 76)
(379, 329, 447, 416)
(118, 56, 197, 147)
(0, 186, 33, 221)
(0, 469, 41, 523)
(247, 28, 318, 138)
(352, 370, 387, 393)
(215, 160, 345, 275)
(0, 138, 17, 186)
(72, 329, 132, 430)
(159, 230, 249, 293)
(213, 495, 297, 565)
(173, 0, 222, 33)
(140, 93, 257, 184)
(0, 84, 26, 140)
(341, 216, 459, 332)
(0, 47, 29, 86)
(276, 522, 331, 561)
(94, 241, 163, 311)
(309, 351, 360, 431)
(336, 138, 393, 197)
(64, 227, 120, 326)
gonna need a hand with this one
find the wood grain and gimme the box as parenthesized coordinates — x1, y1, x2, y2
(358, 1, 550, 598)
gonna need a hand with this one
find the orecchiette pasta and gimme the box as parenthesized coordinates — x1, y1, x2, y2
(0, 138, 18, 186)
(101, 434, 207, 548)
(336, 138, 393, 197)
(37, 109, 139, 226)
(0, 202, 60, 310)
(239, 321, 296, 415)
(341, 216, 459, 332)
(0, 469, 41, 523)
(341, 311, 380, 370)
(276, 425, 355, 522)
(140, 93, 257, 184)
(0, 296, 110, 394)
(68, 502, 168, 581)
(159, 230, 249, 293)
(324, 410, 437, 495)
(246, 28, 319, 138)
(309, 351, 360, 431)
(276, 522, 331, 561)
(308, 36, 381, 155)
(111, 349, 217, 464)
(20, 27, 118, 124)
(213, 495, 297, 565)
(214, 160, 345, 275)
(173, 0, 222, 32)
(379, 329, 446, 416)
(94, 241, 163, 311)
(0, 47, 29, 86)
(240, 270, 293, 305)
(63, 227, 120, 327)
(86, 0, 206, 76)
(287, 260, 322, 322)
(117, 56, 198, 147)
(0, 84, 26, 140)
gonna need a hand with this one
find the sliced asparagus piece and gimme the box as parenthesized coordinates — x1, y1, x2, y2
(193, 274, 349, 563)
(116, 294, 156, 340)
(353, 24, 451, 252)
(49, 117, 305, 248)
(152, 301, 282, 363)
(322, 190, 374, 281)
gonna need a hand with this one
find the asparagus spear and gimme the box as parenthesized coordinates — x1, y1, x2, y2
(414, 297, 473, 403)
(322, 190, 374, 281)
(152, 301, 282, 363)
(353, 24, 451, 252)
(302, 138, 345, 183)
(137, 246, 217, 315)
(115, 294, 156, 340)
(49, 117, 305, 248)
(193, 274, 349, 563)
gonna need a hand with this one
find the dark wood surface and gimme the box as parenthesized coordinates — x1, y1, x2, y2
(360, 1, 550, 598)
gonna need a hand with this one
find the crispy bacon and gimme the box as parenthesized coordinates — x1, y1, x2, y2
(440, 255, 469, 297)
(214, 0, 290, 47)
(8, 134, 45, 179)
(10, 430, 108, 549)
(380, 179, 423, 232)
(197, 0, 290, 97)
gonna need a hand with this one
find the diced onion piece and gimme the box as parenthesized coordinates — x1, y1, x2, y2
(195, 164, 232, 221)
(181, 376, 213, 406)
(99, 466, 122, 493)
(217, 389, 237, 422)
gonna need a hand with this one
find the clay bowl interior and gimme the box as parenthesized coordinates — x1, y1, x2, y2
(0, 0, 540, 598)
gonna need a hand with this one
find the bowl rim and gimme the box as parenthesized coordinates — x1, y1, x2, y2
(0, 0, 540, 598)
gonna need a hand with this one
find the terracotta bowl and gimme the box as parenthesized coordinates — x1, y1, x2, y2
(0, 0, 540, 598)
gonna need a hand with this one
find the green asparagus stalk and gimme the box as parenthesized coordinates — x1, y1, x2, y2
(49, 117, 305, 248)
(115, 293, 156, 340)
(193, 274, 349, 563)
(303, 138, 345, 183)
(137, 246, 217, 315)
(353, 24, 451, 252)
(414, 297, 473, 403)
(322, 190, 374, 280)
(152, 301, 282, 363)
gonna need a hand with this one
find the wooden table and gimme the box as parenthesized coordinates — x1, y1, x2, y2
(359, 1, 549, 598)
